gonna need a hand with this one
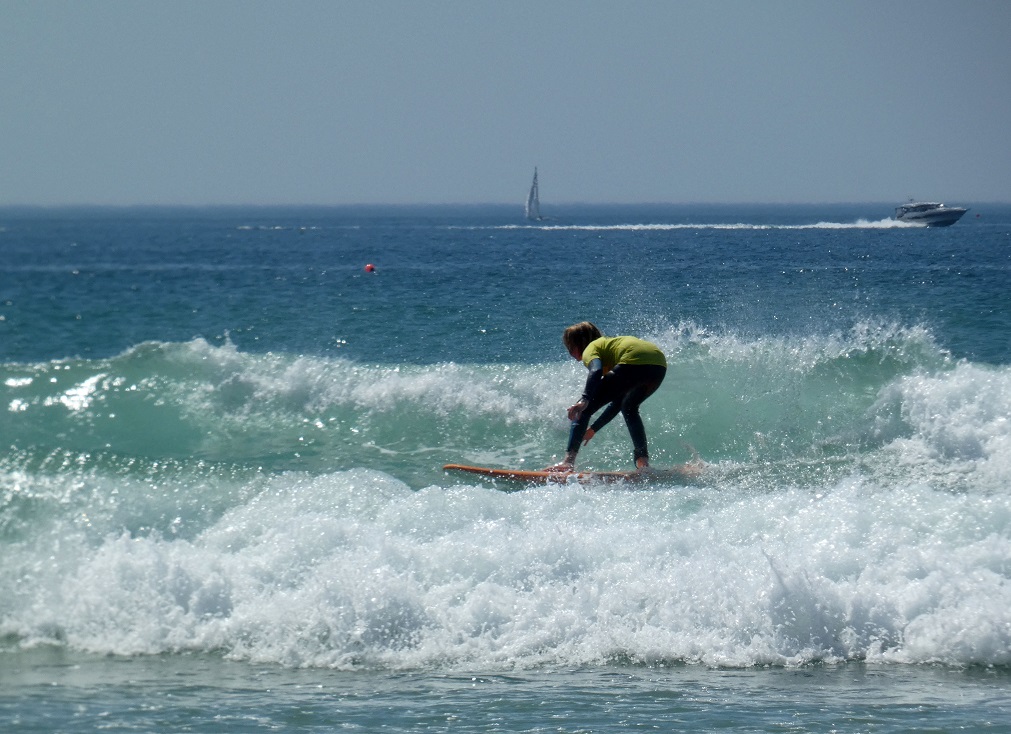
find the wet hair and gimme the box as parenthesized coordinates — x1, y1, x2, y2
(562, 321, 603, 355)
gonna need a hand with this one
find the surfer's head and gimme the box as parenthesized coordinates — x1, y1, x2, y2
(562, 321, 602, 360)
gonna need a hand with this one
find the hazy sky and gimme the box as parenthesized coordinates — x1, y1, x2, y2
(3, 0, 1009, 206)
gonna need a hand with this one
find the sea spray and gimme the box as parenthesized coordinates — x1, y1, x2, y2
(4, 464, 1010, 669)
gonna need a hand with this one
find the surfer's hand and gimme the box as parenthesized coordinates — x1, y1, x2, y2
(582, 428, 595, 446)
(567, 400, 587, 421)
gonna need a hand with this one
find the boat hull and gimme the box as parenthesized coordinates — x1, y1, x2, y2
(899, 210, 967, 227)
(895, 202, 967, 227)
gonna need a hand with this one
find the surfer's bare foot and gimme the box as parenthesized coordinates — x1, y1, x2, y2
(545, 451, 577, 472)
(634, 457, 650, 473)
(543, 462, 574, 472)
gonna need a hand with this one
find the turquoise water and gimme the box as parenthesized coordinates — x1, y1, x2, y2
(4, 649, 1010, 732)
(2, 204, 1011, 731)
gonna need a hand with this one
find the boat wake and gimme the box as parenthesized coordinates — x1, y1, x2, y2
(497, 218, 917, 231)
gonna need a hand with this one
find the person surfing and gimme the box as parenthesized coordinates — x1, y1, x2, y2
(545, 321, 667, 473)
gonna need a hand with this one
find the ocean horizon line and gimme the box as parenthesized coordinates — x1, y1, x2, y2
(2, 199, 1004, 212)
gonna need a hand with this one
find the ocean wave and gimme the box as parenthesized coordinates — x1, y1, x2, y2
(4, 328, 1009, 672)
(0, 323, 981, 476)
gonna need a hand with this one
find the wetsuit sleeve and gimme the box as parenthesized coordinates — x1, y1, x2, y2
(580, 359, 604, 403)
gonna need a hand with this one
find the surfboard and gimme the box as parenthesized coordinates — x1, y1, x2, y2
(442, 462, 702, 485)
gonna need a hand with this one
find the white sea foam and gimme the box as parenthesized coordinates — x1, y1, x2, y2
(870, 362, 1011, 488)
(2, 459, 1009, 669)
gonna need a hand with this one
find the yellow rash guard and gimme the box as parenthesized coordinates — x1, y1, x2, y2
(581, 336, 667, 370)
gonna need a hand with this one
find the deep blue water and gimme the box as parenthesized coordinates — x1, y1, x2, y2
(3, 203, 1009, 365)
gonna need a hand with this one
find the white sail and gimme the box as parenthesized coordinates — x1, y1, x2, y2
(525, 168, 541, 221)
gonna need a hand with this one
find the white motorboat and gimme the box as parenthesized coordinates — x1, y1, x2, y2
(894, 201, 968, 227)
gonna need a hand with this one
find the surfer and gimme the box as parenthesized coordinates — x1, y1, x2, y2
(545, 321, 667, 473)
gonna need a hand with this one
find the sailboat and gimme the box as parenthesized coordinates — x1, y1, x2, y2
(525, 168, 542, 221)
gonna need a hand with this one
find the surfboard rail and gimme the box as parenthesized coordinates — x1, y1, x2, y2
(442, 462, 702, 485)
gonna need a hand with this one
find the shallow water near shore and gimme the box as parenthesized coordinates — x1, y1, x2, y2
(4, 648, 1011, 733)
